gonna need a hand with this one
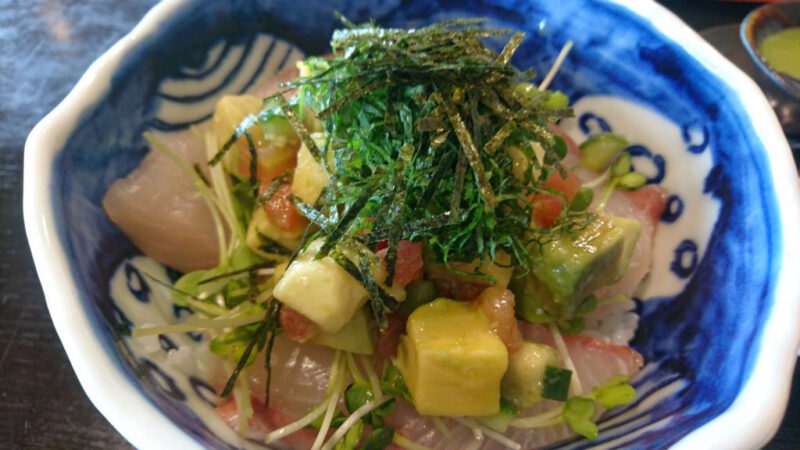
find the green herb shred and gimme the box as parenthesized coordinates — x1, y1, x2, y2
(202, 16, 592, 404)
(275, 17, 586, 304)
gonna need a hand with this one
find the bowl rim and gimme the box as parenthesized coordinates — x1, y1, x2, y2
(22, 0, 800, 449)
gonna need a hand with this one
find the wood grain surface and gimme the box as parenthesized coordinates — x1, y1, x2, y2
(0, 0, 796, 448)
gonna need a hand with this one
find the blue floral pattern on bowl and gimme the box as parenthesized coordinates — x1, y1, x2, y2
(46, 0, 785, 448)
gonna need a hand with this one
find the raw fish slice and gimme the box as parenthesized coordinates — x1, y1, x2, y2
(104, 68, 299, 273)
(214, 323, 642, 449)
(594, 185, 665, 300)
(216, 395, 317, 449)
(242, 335, 334, 420)
(518, 322, 644, 379)
(103, 130, 221, 273)
(247, 66, 300, 100)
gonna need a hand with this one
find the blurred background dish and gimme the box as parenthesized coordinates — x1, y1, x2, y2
(741, 1, 800, 162)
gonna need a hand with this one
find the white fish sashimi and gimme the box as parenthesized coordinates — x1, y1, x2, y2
(595, 186, 664, 300)
(240, 335, 334, 420)
(103, 67, 299, 273)
(103, 129, 221, 273)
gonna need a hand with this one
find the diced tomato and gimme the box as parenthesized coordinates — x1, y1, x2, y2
(543, 169, 581, 201)
(628, 185, 668, 224)
(530, 193, 563, 228)
(237, 143, 299, 183)
(529, 162, 581, 229)
(279, 305, 320, 343)
(377, 314, 407, 360)
(475, 287, 523, 353)
(376, 240, 424, 288)
(263, 183, 309, 233)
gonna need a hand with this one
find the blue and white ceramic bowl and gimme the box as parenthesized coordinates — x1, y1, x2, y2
(23, 0, 800, 448)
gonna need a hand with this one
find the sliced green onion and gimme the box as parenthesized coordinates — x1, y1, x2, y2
(579, 132, 628, 171)
(542, 366, 572, 401)
(611, 152, 632, 177)
(617, 172, 647, 190)
(545, 91, 569, 110)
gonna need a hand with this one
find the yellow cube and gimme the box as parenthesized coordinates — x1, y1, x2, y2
(397, 299, 508, 416)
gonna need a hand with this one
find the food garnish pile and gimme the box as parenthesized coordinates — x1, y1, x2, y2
(108, 17, 667, 450)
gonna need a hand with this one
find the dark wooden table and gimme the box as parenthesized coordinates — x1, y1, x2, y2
(0, 1, 796, 448)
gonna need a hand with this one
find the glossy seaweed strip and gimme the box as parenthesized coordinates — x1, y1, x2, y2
(256, 169, 294, 207)
(384, 143, 414, 286)
(316, 184, 374, 258)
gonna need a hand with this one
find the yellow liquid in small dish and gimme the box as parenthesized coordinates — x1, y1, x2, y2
(759, 27, 800, 79)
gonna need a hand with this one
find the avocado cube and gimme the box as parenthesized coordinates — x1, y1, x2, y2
(397, 299, 508, 416)
(273, 239, 370, 333)
(517, 214, 641, 321)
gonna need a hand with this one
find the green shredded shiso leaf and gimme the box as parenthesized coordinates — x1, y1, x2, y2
(253, 17, 590, 326)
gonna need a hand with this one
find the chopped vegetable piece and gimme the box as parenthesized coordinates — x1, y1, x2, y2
(531, 193, 564, 229)
(617, 172, 647, 190)
(377, 314, 406, 360)
(291, 133, 329, 204)
(273, 239, 382, 333)
(397, 298, 509, 416)
(545, 91, 570, 110)
(475, 287, 524, 353)
(579, 132, 628, 171)
(376, 240, 424, 288)
(397, 280, 438, 316)
(246, 206, 304, 252)
(310, 308, 376, 354)
(264, 183, 309, 233)
(279, 306, 320, 343)
(213, 95, 299, 182)
(514, 214, 641, 322)
(541, 366, 572, 401)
